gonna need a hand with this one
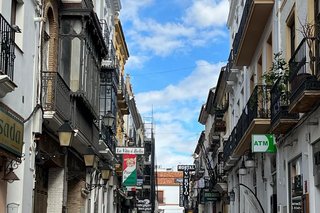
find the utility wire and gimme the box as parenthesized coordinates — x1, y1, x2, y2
(128, 63, 215, 76)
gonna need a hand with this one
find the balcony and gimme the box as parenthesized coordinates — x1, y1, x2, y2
(223, 85, 271, 166)
(42, 71, 71, 126)
(117, 75, 129, 114)
(214, 120, 226, 132)
(0, 14, 17, 97)
(232, 0, 274, 66)
(288, 38, 320, 113)
(102, 41, 120, 77)
(270, 78, 299, 134)
(99, 123, 116, 154)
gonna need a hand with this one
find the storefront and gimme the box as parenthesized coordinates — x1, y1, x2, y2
(0, 103, 24, 213)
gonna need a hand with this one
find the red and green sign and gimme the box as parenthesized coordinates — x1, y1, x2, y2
(122, 154, 137, 186)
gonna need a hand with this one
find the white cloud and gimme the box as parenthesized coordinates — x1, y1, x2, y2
(125, 55, 150, 70)
(120, 0, 154, 20)
(135, 61, 224, 167)
(183, 0, 229, 28)
(121, 0, 229, 57)
(136, 60, 223, 113)
(120, 0, 229, 168)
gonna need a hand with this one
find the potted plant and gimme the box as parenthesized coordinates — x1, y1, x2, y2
(263, 52, 290, 106)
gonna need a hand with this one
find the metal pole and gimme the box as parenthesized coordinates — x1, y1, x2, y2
(239, 183, 264, 213)
(151, 133, 155, 212)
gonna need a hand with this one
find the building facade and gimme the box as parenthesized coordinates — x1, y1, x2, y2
(0, 1, 40, 213)
(193, 0, 320, 213)
(0, 0, 146, 212)
(156, 170, 184, 213)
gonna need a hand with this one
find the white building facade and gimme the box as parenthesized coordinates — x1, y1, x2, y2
(193, 0, 320, 213)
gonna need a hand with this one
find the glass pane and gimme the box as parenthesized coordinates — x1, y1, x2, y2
(70, 38, 81, 92)
(61, 20, 71, 34)
(60, 37, 71, 86)
(72, 20, 82, 34)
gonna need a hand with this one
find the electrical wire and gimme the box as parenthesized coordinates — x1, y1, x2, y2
(128, 63, 215, 76)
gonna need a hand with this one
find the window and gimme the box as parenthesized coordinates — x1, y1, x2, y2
(288, 156, 303, 213)
(287, 10, 295, 57)
(59, 17, 101, 115)
(157, 191, 164, 204)
(11, 0, 17, 27)
(11, 0, 23, 47)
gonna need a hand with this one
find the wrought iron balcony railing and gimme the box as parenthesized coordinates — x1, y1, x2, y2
(270, 78, 298, 126)
(100, 19, 110, 47)
(232, 0, 252, 57)
(102, 41, 120, 74)
(41, 71, 71, 120)
(289, 37, 320, 103)
(0, 14, 15, 79)
(224, 85, 271, 161)
(100, 124, 116, 154)
(118, 75, 129, 114)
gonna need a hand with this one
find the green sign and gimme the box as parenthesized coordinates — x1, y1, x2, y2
(203, 189, 220, 202)
(252, 134, 276, 153)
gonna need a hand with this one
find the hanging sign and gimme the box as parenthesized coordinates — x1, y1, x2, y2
(122, 154, 137, 186)
(177, 165, 195, 171)
(0, 104, 24, 157)
(116, 147, 144, 155)
(252, 134, 277, 153)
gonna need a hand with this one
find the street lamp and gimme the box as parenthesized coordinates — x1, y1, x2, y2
(57, 121, 74, 146)
(229, 189, 235, 202)
(2, 168, 19, 183)
(83, 146, 97, 167)
(100, 166, 112, 181)
(103, 111, 115, 127)
(57, 120, 75, 211)
(238, 158, 247, 175)
(245, 151, 255, 168)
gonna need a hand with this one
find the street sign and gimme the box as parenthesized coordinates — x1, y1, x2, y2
(252, 134, 277, 153)
(203, 189, 220, 202)
(175, 178, 183, 183)
(177, 165, 195, 171)
(137, 199, 152, 211)
(179, 184, 184, 207)
(116, 147, 144, 155)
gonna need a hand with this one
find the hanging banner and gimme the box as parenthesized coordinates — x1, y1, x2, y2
(122, 154, 137, 186)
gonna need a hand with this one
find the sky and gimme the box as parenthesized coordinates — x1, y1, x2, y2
(120, 0, 230, 169)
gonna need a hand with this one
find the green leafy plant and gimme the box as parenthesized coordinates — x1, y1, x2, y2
(263, 52, 289, 86)
(263, 52, 290, 105)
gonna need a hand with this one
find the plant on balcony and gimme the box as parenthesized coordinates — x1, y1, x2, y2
(297, 18, 316, 75)
(263, 52, 290, 105)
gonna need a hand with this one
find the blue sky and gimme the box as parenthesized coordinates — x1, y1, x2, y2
(120, 0, 230, 168)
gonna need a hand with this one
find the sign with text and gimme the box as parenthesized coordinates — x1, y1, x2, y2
(179, 184, 184, 207)
(252, 134, 277, 153)
(177, 164, 195, 171)
(0, 104, 24, 157)
(203, 189, 220, 202)
(137, 199, 152, 211)
(175, 178, 183, 183)
(183, 170, 190, 196)
(116, 147, 144, 155)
